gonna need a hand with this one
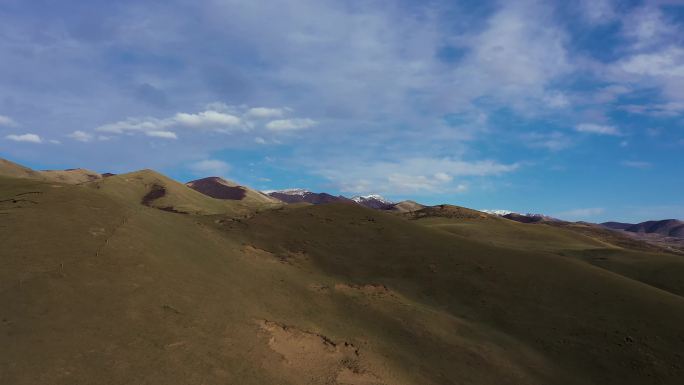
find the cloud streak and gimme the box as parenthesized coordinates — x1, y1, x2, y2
(575, 123, 621, 136)
(314, 157, 518, 195)
(188, 159, 231, 176)
(5, 133, 42, 143)
(0, 115, 17, 127)
(93, 105, 315, 139)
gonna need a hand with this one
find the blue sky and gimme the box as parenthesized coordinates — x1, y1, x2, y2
(1, 0, 683, 222)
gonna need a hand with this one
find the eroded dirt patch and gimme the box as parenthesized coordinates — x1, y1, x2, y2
(243, 245, 309, 265)
(257, 320, 385, 385)
(334, 283, 397, 300)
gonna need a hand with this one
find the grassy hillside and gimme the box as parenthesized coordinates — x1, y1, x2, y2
(90, 169, 281, 216)
(2, 169, 684, 385)
(409, 211, 684, 298)
(0, 158, 101, 184)
(186, 176, 281, 205)
(408, 212, 610, 252)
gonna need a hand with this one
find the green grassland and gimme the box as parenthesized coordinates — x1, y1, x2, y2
(1, 165, 684, 385)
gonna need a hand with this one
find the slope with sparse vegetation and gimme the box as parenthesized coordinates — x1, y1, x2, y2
(1, 159, 684, 385)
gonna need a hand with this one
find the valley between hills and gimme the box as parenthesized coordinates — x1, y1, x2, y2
(1, 157, 684, 385)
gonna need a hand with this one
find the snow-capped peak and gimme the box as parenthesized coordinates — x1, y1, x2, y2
(262, 188, 310, 196)
(480, 209, 516, 216)
(352, 194, 394, 204)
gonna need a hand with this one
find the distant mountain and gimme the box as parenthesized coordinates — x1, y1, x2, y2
(265, 189, 352, 205)
(601, 222, 634, 230)
(481, 208, 560, 224)
(187, 177, 279, 204)
(601, 220, 684, 238)
(480, 209, 515, 216)
(503, 213, 561, 224)
(351, 194, 395, 210)
(626, 220, 684, 238)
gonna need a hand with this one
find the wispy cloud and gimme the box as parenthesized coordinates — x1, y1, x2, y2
(93, 105, 315, 139)
(67, 130, 93, 142)
(575, 123, 621, 136)
(523, 131, 573, 151)
(146, 130, 178, 139)
(188, 159, 231, 177)
(95, 110, 242, 134)
(0, 0, 682, 212)
(266, 118, 317, 131)
(621, 160, 652, 169)
(620, 102, 684, 117)
(246, 107, 289, 119)
(315, 157, 518, 195)
(5, 133, 42, 143)
(555, 207, 605, 220)
(0, 114, 17, 127)
(578, 0, 616, 25)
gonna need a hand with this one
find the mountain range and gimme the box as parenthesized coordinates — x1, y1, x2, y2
(602, 219, 684, 238)
(2, 156, 684, 385)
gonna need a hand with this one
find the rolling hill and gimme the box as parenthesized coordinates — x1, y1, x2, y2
(186, 176, 280, 205)
(0, 158, 101, 184)
(625, 219, 684, 237)
(2, 158, 684, 385)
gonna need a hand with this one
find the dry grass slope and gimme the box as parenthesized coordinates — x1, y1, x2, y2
(1, 162, 684, 385)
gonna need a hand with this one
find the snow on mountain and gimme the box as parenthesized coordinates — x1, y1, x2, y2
(480, 209, 516, 216)
(351, 194, 395, 210)
(351, 194, 394, 204)
(261, 188, 310, 196)
(264, 189, 351, 205)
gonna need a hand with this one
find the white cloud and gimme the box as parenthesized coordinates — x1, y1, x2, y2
(146, 130, 177, 139)
(315, 157, 518, 195)
(555, 207, 605, 219)
(608, 46, 684, 114)
(543, 92, 570, 108)
(5, 133, 42, 143)
(188, 159, 231, 176)
(68, 130, 94, 142)
(93, 105, 315, 144)
(266, 118, 317, 131)
(0, 114, 17, 127)
(596, 6, 684, 117)
(449, 2, 572, 113)
(621, 160, 652, 169)
(578, 0, 616, 24)
(575, 123, 621, 135)
(96, 117, 167, 134)
(594, 85, 631, 103)
(433, 172, 453, 182)
(173, 110, 241, 127)
(620, 102, 684, 117)
(622, 6, 677, 50)
(524, 131, 573, 151)
(96, 110, 242, 134)
(617, 47, 684, 78)
(246, 107, 288, 119)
